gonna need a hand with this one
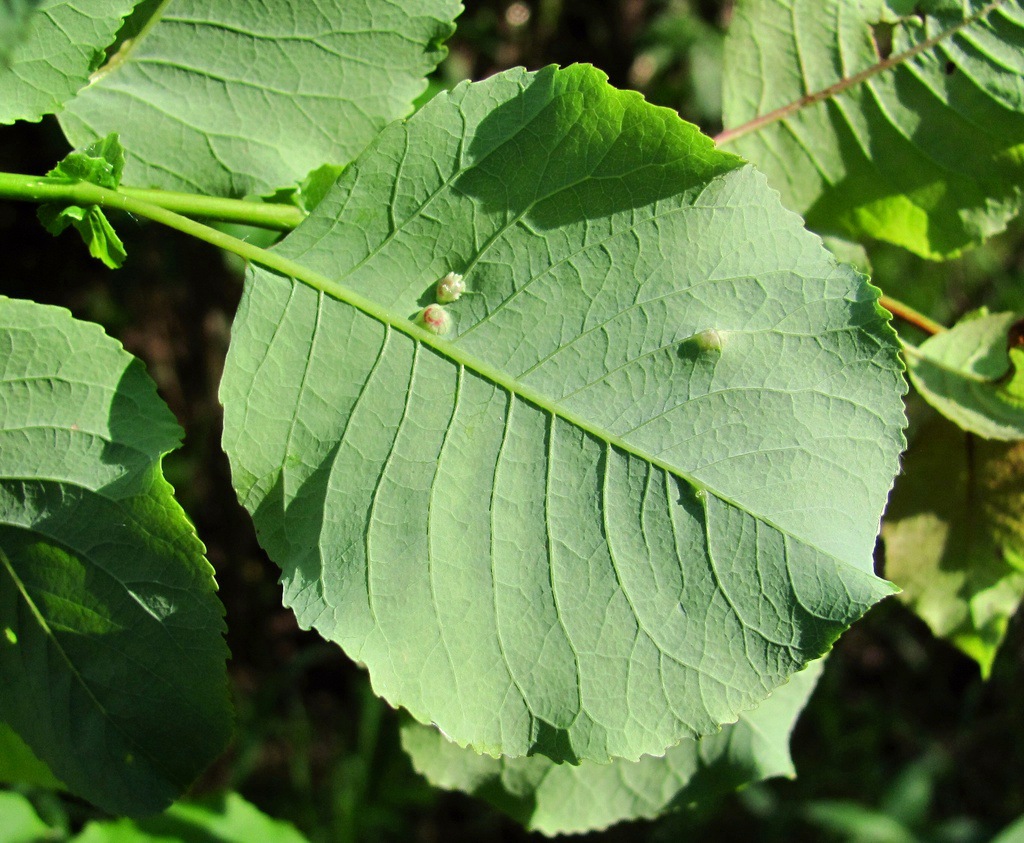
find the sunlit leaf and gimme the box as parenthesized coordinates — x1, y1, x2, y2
(0, 790, 49, 843)
(0, 721, 62, 789)
(220, 64, 905, 764)
(59, 0, 463, 196)
(0, 0, 42, 66)
(72, 793, 310, 843)
(993, 814, 1024, 843)
(0, 0, 140, 124)
(37, 133, 128, 268)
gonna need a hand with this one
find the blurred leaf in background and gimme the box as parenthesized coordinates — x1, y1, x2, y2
(629, 0, 726, 130)
(883, 416, 1024, 677)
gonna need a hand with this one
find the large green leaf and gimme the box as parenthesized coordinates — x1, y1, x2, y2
(220, 64, 906, 764)
(0, 297, 232, 815)
(882, 415, 1024, 676)
(0, 0, 140, 124)
(402, 659, 823, 836)
(905, 309, 1024, 440)
(59, 0, 463, 197)
(721, 0, 1024, 259)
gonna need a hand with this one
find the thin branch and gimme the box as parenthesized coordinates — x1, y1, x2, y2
(714, 0, 1005, 146)
(878, 294, 945, 335)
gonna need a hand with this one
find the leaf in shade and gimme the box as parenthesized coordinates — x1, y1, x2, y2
(722, 0, 1024, 259)
(0, 297, 232, 815)
(882, 416, 1024, 677)
(906, 309, 1024, 440)
(220, 65, 905, 764)
(401, 660, 824, 836)
(59, 0, 463, 196)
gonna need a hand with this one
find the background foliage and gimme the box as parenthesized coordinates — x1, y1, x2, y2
(1, 0, 1023, 841)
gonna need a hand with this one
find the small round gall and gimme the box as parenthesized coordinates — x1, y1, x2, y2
(418, 303, 452, 335)
(436, 271, 465, 303)
(693, 328, 725, 352)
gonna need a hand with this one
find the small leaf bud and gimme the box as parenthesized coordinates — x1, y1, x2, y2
(436, 271, 465, 303)
(419, 303, 452, 335)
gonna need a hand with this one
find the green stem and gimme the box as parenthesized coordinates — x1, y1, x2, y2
(878, 294, 945, 336)
(0, 172, 304, 231)
(7, 177, 458, 346)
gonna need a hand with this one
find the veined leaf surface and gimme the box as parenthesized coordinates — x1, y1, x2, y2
(0, 297, 231, 815)
(220, 64, 906, 764)
(59, 0, 463, 196)
(0, 0, 139, 124)
(721, 0, 1024, 259)
(402, 660, 823, 836)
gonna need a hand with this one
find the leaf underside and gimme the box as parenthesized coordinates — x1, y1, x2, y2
(402, 659, 824, 836)
(0, 0, 140, 125)
(58, 0, 464, 196)
(722, 0, 1024, 259)
(0, 296, 231, 815)
(220, 64, 906, 764)
(0, 0, 43, 66)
